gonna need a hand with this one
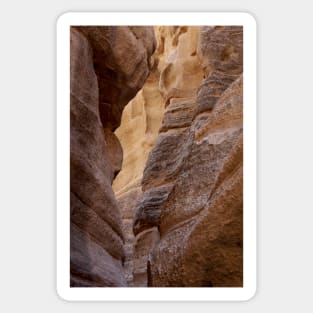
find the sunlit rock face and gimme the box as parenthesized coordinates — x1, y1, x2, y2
(70, 26, 155, 287)
(113, 26, 207, 286)
(129, 26, 243, 287)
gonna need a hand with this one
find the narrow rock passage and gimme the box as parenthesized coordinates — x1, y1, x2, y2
(113, 26, 203, 286)
(71, 25, 243, 287)
(113, 26, 243, 287)
(70, 26, 156, 287)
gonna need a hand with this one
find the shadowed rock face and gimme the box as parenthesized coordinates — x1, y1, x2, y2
(70, 26, 155, 287)
(131, 26, 243, 287)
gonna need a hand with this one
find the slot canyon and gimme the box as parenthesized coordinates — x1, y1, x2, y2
(70, 25, 243, 287)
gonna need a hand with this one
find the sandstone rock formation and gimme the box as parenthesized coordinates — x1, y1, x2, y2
(131, 26, 243, 287)
(70, 24, 243, 288)
(112, 67, 165, 285)
(113, 26, 205, 286)
(70, 26, 155, 287)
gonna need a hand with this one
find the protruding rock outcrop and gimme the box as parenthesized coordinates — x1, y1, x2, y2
(129, 26, 243, 287)
(70, 26, 156, 287)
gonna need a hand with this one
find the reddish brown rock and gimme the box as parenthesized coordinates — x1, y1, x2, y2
(195, 26, 243, 115)
(70, 26, 155, 287)
(74, 26, 156, 130)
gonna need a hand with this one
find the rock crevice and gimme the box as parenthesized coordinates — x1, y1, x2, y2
(114, 26, 243, 287)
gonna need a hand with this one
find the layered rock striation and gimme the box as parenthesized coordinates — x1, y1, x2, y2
(131, 26, 243, 287)
(113, 26, 205, 286)
(70, 25, 244, 288)
(70, 26, 155, 287)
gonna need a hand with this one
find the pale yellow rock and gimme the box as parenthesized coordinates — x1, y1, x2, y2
(157, 26, 203, 104)
(113, 26, 203, 287)
(112, 71, 164, 196)
(113, 26, 203, 196)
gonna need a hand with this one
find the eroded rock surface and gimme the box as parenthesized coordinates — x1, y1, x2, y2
(71, 25, 244, 288)
(70, 26, 155, 287)
(131, 26, 243, 287)
(113, 26, 204, 286)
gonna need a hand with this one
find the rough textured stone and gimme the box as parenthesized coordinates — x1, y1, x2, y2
(195, 26, 243, 115)
(148, 75, 243, 287)
(70, 26, 155, 287)
(72, 25, 244, 288)
(111, 33, 166, 285)
(113, 184, 142, 285)
(113, 26, 205, 286)
(130, 26, 243, 287)
(75, 26, 156, 130)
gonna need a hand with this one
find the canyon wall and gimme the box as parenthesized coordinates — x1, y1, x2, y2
(115, 26, 243, 287)
(111, 69, 164, 285)
(113, 26, 204, 286)
(70, 25, 243, 287)
(70, 26, 155, 287)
